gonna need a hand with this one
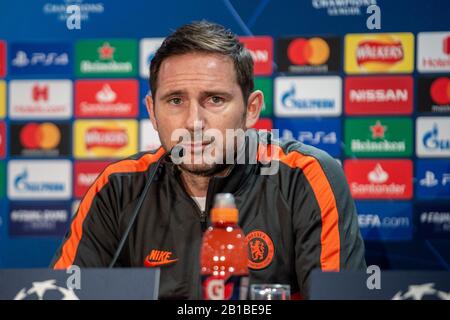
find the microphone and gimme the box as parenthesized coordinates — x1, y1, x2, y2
(108, 146, 182, 268)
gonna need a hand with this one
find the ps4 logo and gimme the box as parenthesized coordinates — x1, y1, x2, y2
(282, 129, 337, 145)
(419, 170, 450, 188)
(12, 51, 69, 67)
(422, 124, 450, 151)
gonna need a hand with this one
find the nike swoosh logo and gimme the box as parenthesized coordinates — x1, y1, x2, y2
(145, 259, 179, 267)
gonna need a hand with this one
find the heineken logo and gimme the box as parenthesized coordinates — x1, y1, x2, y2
(76, 39, 137, 77)
(345, 118, 412, 157)
(370, 120, 386, 138)
(98, 42, 115, 60)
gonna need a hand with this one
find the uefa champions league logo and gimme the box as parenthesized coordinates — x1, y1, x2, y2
(14, 279, 79, 300)
(392, 283, 450, 300)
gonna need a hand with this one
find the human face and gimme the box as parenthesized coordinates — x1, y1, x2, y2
(146, 52, 262, 175)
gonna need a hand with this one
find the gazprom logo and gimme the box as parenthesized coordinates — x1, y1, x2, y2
(8, 160, 72, 200)
(422, 123, 450, 151)
(281, 85, 335, 109)
(14, 170, 65, 193)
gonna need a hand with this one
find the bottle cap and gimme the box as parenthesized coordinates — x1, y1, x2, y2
(211, 193, 238, 223)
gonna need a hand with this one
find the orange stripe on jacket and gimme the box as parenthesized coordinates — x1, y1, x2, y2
(257, 144, 340, 271)
(54, 148, 166, 269)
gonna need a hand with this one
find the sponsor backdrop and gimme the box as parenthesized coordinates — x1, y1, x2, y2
(0, 0, 449, 271)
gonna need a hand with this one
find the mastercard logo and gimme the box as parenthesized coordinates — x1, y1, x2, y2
(430, 77, 450, 105)
(287, 37, 330, 65)
(20, 122, 61, 150)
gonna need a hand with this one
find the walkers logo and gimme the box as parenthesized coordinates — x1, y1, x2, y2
(274, 76, 341, 117)
(277, 36, 340, 73)
(7, 160, 72, 200)
(345, 33, 414, 74)
(8, 202, 70, 237)
(139, 38, 164, 78)
(144, 249, 178, 268)
(9, 80, 72, 119)
(74, 161, 110, 198)
(416, 203, 450, 239)
(416, 117, 450, 158)
(275, 118, 341, 157)
(10, 122, 70, 157)
(9, 43, 71, 75)
(356, 201, 412, 241)
(344, 118, 412, 157)
(0, 41, 5, 77)
(74, 120, 138, 158)
(254, 78, 272, 117)
(0, 122, 5, 159)
(246, 230, 274, 270)
(239, 36, 273, 75)
(0, 80, 5, 118)
(139, 119, 161, 152)
(345, 76, 413, 115)
(418, 77, 450, 113)
(76, 40, 137, 77)
(75, 80, 138, 118)
(417, 32, 450, 72)
(252, 118, 273, 131)
(416, 160, 450, 199)
(344, 160, 413, 199)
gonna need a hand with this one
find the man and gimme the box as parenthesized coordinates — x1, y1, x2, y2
(52, 21, 366, 299)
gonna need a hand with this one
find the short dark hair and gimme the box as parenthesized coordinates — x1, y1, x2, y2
(149, 21, 254, 103)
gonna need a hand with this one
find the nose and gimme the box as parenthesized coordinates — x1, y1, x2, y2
(185, 100, 205, 132)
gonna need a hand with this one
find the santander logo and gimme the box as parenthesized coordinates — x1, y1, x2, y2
(345, 160, 412, 199)
(367, 163, 389, 184)
(95, 84, 117, 103)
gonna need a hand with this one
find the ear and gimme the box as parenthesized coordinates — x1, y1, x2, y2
(145, 94, 158, 130)
(245, 90, 264, 129)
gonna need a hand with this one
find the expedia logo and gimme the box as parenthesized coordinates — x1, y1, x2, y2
(246, 230, 274, 270)
(85, 127, 128, 150)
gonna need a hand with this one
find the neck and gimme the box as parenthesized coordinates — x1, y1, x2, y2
(179, 166, 231, 197)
